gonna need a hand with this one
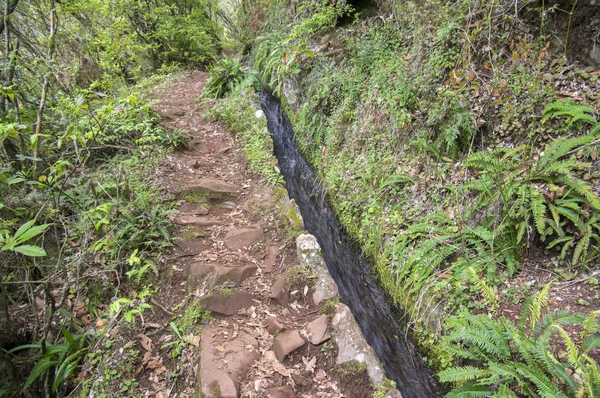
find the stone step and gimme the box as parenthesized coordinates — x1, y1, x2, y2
(188, 263, 257, 291)
(224, 226, 263, 251)
(172, 215, 225, 227)
(177, 178, 241, 199)
(197, 324, 259, 398)
(200, 290, 256, 316)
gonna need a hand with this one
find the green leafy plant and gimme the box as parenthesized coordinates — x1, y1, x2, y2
(0, 219, 51, 257)
(9, 327, 90, 393)
(203, 56, 259, 99)
(160, 322, 198, 358)
(464, 123, 600, 266)
(439, 287, 600, 397)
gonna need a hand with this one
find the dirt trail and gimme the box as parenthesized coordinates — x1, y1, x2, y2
(136, 72, 375, 398)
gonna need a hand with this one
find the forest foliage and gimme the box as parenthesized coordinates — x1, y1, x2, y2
(2, 0, 600, 396)
(0, 0, 220, 395)
(203, 0, 600, 396)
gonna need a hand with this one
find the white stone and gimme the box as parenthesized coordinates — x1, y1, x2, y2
(296, 234, 338, 306)
(331, 303, 385, 385)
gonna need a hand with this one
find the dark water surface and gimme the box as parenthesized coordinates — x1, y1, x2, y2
(260, 91, 441, 398)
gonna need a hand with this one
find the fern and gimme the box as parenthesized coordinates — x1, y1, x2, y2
(439, 366, 491, 382)
(464, 126, 600, 267)
(440, 293, 600, 397)
(467, 267, 497, 312)
(445, 385, 493, 398)
(542, 100, 598, 129)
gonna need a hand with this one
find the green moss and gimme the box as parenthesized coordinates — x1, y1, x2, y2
(335, 360, 368, 378)
(179, 226, 207, 241)
(177, 300, 211, 335)
(284, 203, 303, 230)
(217, 288, 233, 297)
(319, 296, 340, 316)
(372, 379, 397, 398)
(183, 191, 210, 203)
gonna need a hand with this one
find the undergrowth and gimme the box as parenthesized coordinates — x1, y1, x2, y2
(203, 0, 600, 395)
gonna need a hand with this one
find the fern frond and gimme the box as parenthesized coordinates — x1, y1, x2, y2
(582, 311, 600, 338)
(528, 282, 552, 331)
(582, 334, 600, 354)
(533, 309, 585, 339)
(439, 366, 490, 383)
(445, 385, 492, 398)
(555, 175, 600, 211)
(530, 188, 547, 235)
(468, 267, 497, 312)
(555, 326, 580, 367)
(514, 363, 565, 398)
(538, 133, 598, 169)
(543, 100, 598, 127)
(490, 384, 517, 398)
(572, 224, 591, 265)
(533, 339, 578, 395)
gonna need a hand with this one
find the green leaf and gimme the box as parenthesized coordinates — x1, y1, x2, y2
(14, 223, 51, 246)
(52, 352, 83, 392)
(22, 356, 58, 391)
(7, 343, 41, 354)
(12, 220, 36, 240)
(582, 334, 600, 353)
(446, 385, 492, 398)
(61, 326, 76, 347)
(439, 366, 489, 382)
(12, 245, 47, 257)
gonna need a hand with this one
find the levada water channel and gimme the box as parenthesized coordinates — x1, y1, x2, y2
(260, 91, 442, 398)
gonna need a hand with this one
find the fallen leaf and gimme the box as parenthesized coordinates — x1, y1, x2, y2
(314, 369, 327, 382)
(140, 335, 152, 352)
(142, 351, 152, 364)
(95, 318, 107, 331)
(264, 350, 291, 376)
(272, 361, 291, 376)
(146, 359, 163, 370)
(215, 345, 229, 353)
(303, 356, 316, 373)
(156, 392, 165, 398)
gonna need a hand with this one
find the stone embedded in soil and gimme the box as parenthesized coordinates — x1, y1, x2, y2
(189, 115, 202, 127)
(200, 290, 255, 316)
(177, 178, 241, 198)
(220, 201, 236, 209)
(173, 239, 205, 255)
(291, 373, 310, 387)
(306, 315, 330, 345)
(198, 324, 259, 398)
(331, 303, 385, 385)
(385, 388, 403, 398)
(270, 276, 289, 305)
(224, 227, 263, 250)
(272, 330, 305, 362)
(178, 202, 209, 214)
(204, 372, 237, 398)
(265, 245, 279, 273)
(173, 215, 224, 227)
(296, 234, 339, 306)
(188, 264, 257, 291)
(265, 317, 285, 335)
(267, 386, 296, 398)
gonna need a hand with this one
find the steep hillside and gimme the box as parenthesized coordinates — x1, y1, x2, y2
(204, 0, 600, 395)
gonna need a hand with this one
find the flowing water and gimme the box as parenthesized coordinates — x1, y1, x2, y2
(260, 91, 441, 398)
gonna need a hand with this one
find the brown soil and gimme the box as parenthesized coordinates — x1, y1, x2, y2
(113, 71, 376, 397)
